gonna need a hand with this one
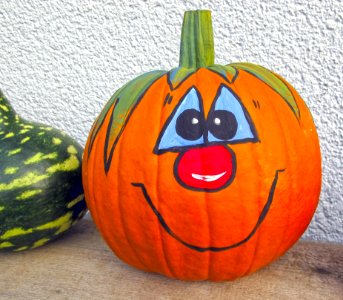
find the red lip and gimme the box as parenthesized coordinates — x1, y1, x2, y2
(174, 145, 236, 191)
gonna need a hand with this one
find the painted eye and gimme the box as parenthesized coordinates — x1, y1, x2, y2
(208, 110, 238, 140)
(155, 87, 205, 153)
(208, 85, 258, 143)
(176, 109, 204, 140)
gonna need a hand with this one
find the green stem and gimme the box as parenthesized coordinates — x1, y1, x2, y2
(179, 10, 215, 68)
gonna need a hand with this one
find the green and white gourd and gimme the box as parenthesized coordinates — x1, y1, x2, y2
(0, 90, 87, 251)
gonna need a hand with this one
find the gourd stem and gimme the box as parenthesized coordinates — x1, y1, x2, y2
(179, 10, 215, 68)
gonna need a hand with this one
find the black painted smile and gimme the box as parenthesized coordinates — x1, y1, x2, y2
(132, 169, 285, 252)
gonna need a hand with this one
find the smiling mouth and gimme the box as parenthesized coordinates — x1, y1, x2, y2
(192, 171, 227, 182)
(132, 169, 285, 252)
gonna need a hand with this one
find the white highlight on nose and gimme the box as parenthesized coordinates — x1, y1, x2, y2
(191, 171, 227, 182)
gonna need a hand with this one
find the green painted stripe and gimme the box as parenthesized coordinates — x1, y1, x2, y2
(36, 212, 72, 231)
(14, 246, 29, 251)
(22, 124, 34, 129)
(19, 129, 30, 134)
(52, 137, 62, 145)
(67, 193, 84, 208)
(88, 70, 166, 159)
(0, 172, 49, 191)
(16, 189, 43, 200)
(167, 67, 195, 90)
(8, 148, 22, 156)
(20, 137, 30, 144)
(0, 212, 73, 240)
(39, 126, 52, 131)
(46, 154, 80, 173)
(67, 145, 78, 154)
(54, 222, 72, 235)
(32, 238, 50, 249)
(4, 167, 19, 175)
(104, 71, 166, 170)
(0, 104, 9, 112)
(0, 241, 14, 249)
(3, 132, 14, 138)
(24, 152, 58, 164)
(230, 62, 300, 119)
(1, 228, 33, 239)
(207, 65, 237, 83)
(0, 154, 79, 192)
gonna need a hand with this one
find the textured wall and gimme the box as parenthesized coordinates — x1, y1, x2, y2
(0, 0, 342, 242)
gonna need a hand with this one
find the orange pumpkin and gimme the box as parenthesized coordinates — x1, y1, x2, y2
(82, 10, 321, 281)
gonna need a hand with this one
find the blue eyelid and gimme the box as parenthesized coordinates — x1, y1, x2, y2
(207, 85, 258, 143)
(155, 87, 204, 153)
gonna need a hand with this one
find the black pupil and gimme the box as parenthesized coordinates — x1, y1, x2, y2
(176, 109, 204, 140)
(208, 110, 237, 140)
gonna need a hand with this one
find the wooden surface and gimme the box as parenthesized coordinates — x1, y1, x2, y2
(0, 218, 342, 300)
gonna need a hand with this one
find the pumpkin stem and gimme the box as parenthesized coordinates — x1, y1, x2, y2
(179, 10, 215, 69)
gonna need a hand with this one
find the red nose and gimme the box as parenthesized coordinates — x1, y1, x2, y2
(174, 145, 236, 191)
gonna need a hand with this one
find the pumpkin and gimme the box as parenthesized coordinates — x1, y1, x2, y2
(0, 90, 87, 251)
(82, 10, 321, 281)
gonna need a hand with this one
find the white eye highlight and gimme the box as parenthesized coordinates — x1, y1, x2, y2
(214, 117, 221, 125)
(191, 118, 199, 124)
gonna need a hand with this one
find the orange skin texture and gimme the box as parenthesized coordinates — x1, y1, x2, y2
(83, 68, 321, 281)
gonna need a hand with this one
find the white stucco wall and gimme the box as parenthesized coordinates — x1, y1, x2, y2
(0, 0, 342, 242)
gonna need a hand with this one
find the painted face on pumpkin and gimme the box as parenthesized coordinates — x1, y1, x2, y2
(128, 71, 285, 252)
(154, 84, 258, 192)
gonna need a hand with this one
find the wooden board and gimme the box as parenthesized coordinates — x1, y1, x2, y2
(0, 217, 342, 300)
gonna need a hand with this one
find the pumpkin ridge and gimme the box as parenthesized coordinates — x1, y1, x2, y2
(257, 82, 295, 269)
(266, 86, 297, 265)
(116, 133, 150, 271)
(155, 161, 177, 278)
(242, 135, 265, 277)
(86, 125, 104, 245)
(204, 165, 212, 279)
(155, 83, 178, 278)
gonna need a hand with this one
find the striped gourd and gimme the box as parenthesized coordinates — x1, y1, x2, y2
(0, 90, 87, 251)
